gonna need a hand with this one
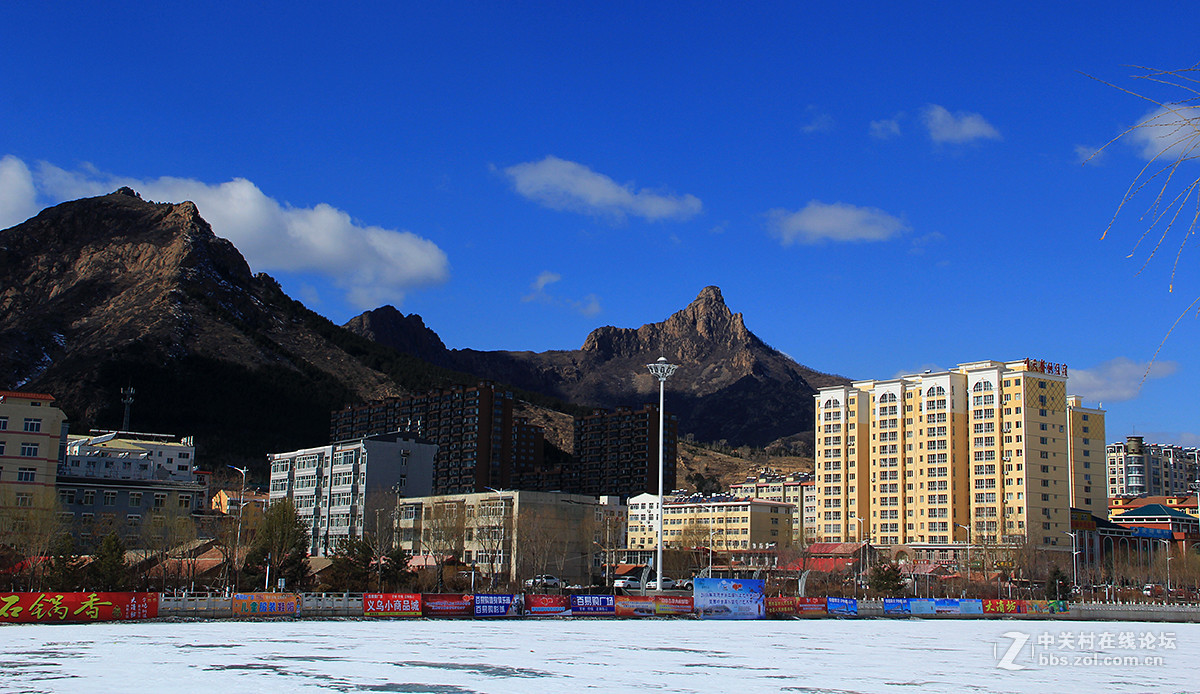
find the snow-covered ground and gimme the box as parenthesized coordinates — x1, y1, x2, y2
(1, 618, 1195, 693)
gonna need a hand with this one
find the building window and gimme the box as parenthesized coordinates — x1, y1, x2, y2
(103, 491, 117, 506)
(0, 416, 7, 430)
(153, 493, 167, 508)
(178, 494, 192, 509)
(23, 418, 41, 432)
(59, 489, 75, 504)
(17, 467, 36, 482)
(129, 492, 142, 507)
(15, 493, 32, 507)
(20, 443, 39, 457)
(82, 490, 95, 505)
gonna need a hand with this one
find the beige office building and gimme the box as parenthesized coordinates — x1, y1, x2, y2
(627, 492, 795, 552)
(814, 359, 1104, 551)
(395, 491, 626, 586)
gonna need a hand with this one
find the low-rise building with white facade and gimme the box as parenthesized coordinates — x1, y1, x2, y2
(58, 431, 209, 548)
(268, 433, 437, 556)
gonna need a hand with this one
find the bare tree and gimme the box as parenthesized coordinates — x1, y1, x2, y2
(419, 500, 465, 591)
(0, 487, 68, 590)
(1087, 64, 1200, 358)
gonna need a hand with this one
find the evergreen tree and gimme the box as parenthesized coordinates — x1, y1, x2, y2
(46, 533, 84, 592)
(325, 536, 373, 592)
(242, 500, 311, 591)
(1044, 565, 1071, 601)
(869, 563, 906, 597)
(87, 532, 129, 591)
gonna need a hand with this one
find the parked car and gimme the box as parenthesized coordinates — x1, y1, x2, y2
(677, 577, 694, 590)
(523, 574, 561, 589)
(646, 577, 676, 590)
(612, 577, 641, 590)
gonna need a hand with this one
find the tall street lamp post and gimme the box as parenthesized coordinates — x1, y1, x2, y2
(646, 356, 678, 590)
(955, 523, 970, 588)
(1064, 531, 1080, 594)
(228, 465, 248, 592)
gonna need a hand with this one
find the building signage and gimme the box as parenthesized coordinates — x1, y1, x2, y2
(983, 599, 1024, 614)
(883, 598, 911, 615)
(363, 593, 421, 617)
(473, 593, 519, 617)
(0, 592, 157, 623)
(570, 594, 615, 616)
(654, 595, 693, 616)
(825, 596, 857, 616)
(421, 593, 474, 617)
(525, 594, 571, 616)
(766, 596, 799, 615)
(1024, 358, 1067, 377)
(232, 593, 299, 617)
(693, 578, 764, 620)
(615, 595, 656, 617)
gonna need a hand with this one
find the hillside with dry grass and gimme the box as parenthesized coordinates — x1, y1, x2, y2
(676, 441, 813, 493)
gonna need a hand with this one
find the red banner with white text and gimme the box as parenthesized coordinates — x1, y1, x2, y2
(0, 592, 157, 623)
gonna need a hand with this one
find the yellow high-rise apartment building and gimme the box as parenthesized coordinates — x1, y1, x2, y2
(814, 359, 1104, 553)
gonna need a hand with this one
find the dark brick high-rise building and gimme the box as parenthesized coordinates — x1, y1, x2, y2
(330, 382, 543, 495)
(571, 405, 678, 499)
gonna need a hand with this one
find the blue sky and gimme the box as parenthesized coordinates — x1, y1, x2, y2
(2, 3, 1198, 446)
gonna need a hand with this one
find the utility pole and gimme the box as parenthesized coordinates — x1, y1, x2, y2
(228, 465, 248, 592)
(120, 386, 135, 431)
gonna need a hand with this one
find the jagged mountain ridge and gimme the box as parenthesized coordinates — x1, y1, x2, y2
(346, 286, 849, 446)
(0, 189, 415, 467)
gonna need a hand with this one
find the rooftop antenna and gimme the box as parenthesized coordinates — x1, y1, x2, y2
(120, 386, 135, 432)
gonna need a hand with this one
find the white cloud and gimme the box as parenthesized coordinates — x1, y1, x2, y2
(767, 200, 909, 245)
(522, 271, 601, 316)
(12, 157, 449, 309)
(503, 156, 702, 222)
(1068, 357, 1178, 403)
(800, 106, 835, 134)
(922, 105, 1001, 144)
(1127, 105, 1200, 161)
(870, 118, 902, 139)
(1075, 144, 1104, 165)
(0, 155, 39, 229)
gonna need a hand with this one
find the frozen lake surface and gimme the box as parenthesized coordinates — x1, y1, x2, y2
(1, 618, 1195, 693)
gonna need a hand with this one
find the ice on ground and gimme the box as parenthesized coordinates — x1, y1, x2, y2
(0, 618, 1195, 693)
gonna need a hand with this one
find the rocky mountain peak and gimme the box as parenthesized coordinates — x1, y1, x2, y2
(580, 286, 754, 361)
(343, 306, 448, 364)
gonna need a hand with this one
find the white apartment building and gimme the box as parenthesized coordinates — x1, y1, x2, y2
(268, 433, 437, 556)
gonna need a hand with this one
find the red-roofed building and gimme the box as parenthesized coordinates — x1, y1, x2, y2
(0, 389, 69, 510)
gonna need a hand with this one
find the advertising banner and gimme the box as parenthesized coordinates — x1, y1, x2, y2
(1025, 600, 1051, 614)
(615, 595, 656, 617)
(766, 596, 798, 616)
(694, 578, 764, 620)
(1048, 600, 1068, 613)
(934, 599, 961, 614)
(654, 595, 693, 616)
(422, 593, 474, 617)
(983, 599, 1025, 614)
(825, 596, 857, 616)
(233, 593, 299, 617)
(525, 594, 571, 616)
(363, 593, 421, 617)
(959, 599, 984, 615)
(796, 597, 826, 615)
(909, 599, 936, 615)
(883, 598, 911, 615)
(0, 592, 157, 623)
(473, 593, 519, 617)
(571, 594, 615, 616)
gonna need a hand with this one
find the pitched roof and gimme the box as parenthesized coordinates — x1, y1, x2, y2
(1116, 503, 1196, 520)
